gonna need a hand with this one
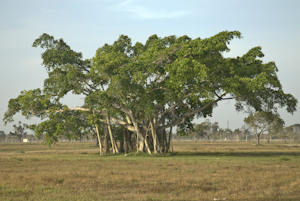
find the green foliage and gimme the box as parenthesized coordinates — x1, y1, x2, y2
(189, 120, 219, 139)
(56, 178, 65, 184)
(244, 112, 284, 129)
(29, 110, 97, 145)
(3, 31, 298, 148)
(280, 157, 290, 161)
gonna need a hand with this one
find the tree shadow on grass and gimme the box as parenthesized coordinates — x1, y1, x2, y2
(165, 151, 300, 157)
(94, 151, 300, 158)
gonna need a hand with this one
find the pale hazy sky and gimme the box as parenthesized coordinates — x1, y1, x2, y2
(0, 0, 299, 134)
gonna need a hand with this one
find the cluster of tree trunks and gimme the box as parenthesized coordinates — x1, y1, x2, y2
(95, 123, 173, 154)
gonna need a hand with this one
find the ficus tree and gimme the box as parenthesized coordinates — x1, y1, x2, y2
(3, 31, 297, 154)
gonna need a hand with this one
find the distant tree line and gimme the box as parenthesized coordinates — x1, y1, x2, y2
(179, 115, 300, 144)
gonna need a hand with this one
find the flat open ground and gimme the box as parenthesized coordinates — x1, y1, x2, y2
(0, 141, 300, 200)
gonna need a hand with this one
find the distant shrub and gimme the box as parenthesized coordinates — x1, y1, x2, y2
(57, 179, 64, 184)
(280, 157, 290, 161)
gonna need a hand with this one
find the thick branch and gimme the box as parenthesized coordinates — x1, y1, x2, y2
(83, 80, 100, 92)
(157, 93, 228, 131)
(160, 93, 193, 118)
(36, 107, 136, 131)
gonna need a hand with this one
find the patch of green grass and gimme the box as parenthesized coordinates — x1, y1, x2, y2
(56, 178, 65, 184)
(280, 157, 290, 161)
(13, 158, 23, 161)
(146, 197, 162, 201)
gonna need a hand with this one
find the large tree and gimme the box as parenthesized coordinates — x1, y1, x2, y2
(3, 31, 297, 153)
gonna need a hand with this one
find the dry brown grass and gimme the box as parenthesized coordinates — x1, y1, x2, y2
(0, 141, 300, 200)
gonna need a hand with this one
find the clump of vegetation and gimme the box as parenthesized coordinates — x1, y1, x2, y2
(56, 179, 64, 184)
(13, 158, 22, 161)
(280, 157, 290, 161)
(4, 31, 297, 156)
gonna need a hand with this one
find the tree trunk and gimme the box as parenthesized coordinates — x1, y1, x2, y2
(150, 119, 161, 153)
(131, 131, 136, 151)
(100, 84, 119, 154)
(106, 115, 119, 154)
(124, 129, 128, 154)
(137, 133, 144, 152)
(128, 131, 134, 151)
(104, 125, 110, 154)
(95, 124, 103, 155)
(93, 110, 103, 155)
(135, 130, 151, 154)
(144, 135, 152, 155)
(119, 138, 124, 153)
(132, 118, 151, 154)
(166, 127, 173, 153)
(160, 119, 168, 153)
(161, 130, 165, 153)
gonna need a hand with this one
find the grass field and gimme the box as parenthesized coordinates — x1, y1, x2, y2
(0, 141, 300, 200)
